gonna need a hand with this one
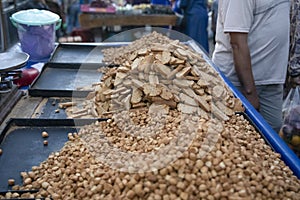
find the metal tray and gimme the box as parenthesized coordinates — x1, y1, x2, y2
(35, 97, 72, 119)
(28, 63, 103, 97)
(49, 43, 127, 64)
(0, 118, 104, 192)
(0, 112, 292, 194)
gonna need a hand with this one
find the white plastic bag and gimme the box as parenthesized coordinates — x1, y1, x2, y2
(280, 86, 300, 155)
(282, 86, 300, 119)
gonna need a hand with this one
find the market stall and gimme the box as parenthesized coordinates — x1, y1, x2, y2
(0, 30, 299, 199)
(78, 2, 178, 39)
(79, 13, 177, 28)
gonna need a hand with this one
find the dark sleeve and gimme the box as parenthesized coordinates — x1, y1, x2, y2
(288, 0, 300, 77)
(179, 0, 188, 9)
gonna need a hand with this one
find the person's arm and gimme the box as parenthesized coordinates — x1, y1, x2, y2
(211, 10, 216, 34)
(211, 1, 218, 35)
(229, 32, 260, 110)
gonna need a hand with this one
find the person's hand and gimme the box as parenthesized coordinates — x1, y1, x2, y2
(242, 90, 260, 111)
(289, 76, 300, 88)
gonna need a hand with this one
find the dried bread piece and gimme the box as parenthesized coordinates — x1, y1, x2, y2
(138, 55, 155, 72)
(167, 64, 185, 79)
(131, 57, 141, 70)
(160, 51, 171, 64)
(132, 102, 147, 108)
(173, 79, 194, 88)
(146, 96, 177, 108)
(179, 93, 198, 107)
(149, 73, 160, 85)
(143, 83, 162, 97)
(182, 88, 210, 112)
(148, 103, 169, 115)
(176, 67, 191, 79)
(233, 98, 244, 112)
(114, 72, 128, 86)
(129, 51, 137, 61)
(216, 101, 234, 116)
(131, 88, 143, 104)
(117, 66, 131, 73)
(211, 104, 229, 121)
(169, 57, 185, 65)
(177, 103, 198, 114)
(154, 61, 172, 77)
(137, 48, 148, 55)
(212, 85, 225, 99)
(132, 79, 144, 89)
(151, 43, 170, 52)
(160, 87, 173, 100)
